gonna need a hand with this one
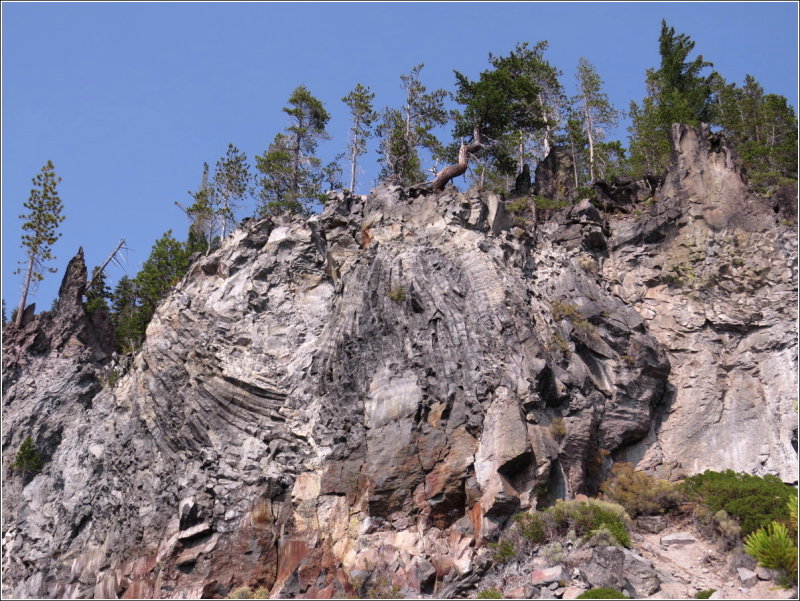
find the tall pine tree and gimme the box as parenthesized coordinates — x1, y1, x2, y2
(185, 162, 217, 254)
(437, 49, 547, 192)
(490, 41, 566, 172)
(628, 20, 715, 177)
(213, 144, 251, 238)
(342, 83, 378, 193)
(574, 57, 619, 183)
(85, 266, 112, 314)
(256, 86, 331, 214)
(14, 161, 65, 327)
(377, 65, 448, 185)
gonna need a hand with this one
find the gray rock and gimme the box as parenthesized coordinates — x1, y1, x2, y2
(756, 566, 778, 581)
(660, 532, 695, 546)
(532, 566, 567, 586)
(636, 515, 668, 534)
(609, 124, 797, 482)
(623, 549, 660, 596)
(577, 546, 627, 591)
(737, 567, 758, 587)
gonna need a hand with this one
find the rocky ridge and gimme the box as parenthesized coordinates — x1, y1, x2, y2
(1, 124, 796, 599)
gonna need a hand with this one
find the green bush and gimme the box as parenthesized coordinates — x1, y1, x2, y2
(550, 418, 567, 441)
(694, 590, 716, 599)
(103, 368, 120, 388)
(477, 588, 503, 599)
(534, 195, 571, 211)
(550, 499, 631, 547)
(506, 198, 529, 214)
(681, 470, 797, 536)
(576, 588, 629, 599)
(10, 437, 44, 479)
(574, 187, 596, 201)
(488, 538, 516, 563)
(514, 499, 631, 549)
(548, 333, 571, 358)
(744, 521, 797, 587)
(601, 462, 684, 517)
(514, 511, 548, 544)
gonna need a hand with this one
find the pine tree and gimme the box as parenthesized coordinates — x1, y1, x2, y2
(85, 266, 112, 314)
(110, 275, 142, 353)
(712, 73, 798, 189)
(628, 20, 715, 177)
(11, 436, 44, 480)
(574, 57, 619, 183)
(437, 50, 547, 191)
(490, 41, 566, 170)
(2, 299, 7, 325)
(256, 86, 331, 215)
(135, 230, 191, 318)
(378, 65, 448, 186)
(185, 163, 217, 254)
(377, 107, 418, 184)
(342, 83, 378, 193)
(562, 111, 589, 188)
(14, 161, 66, 328)
(256, 133, 297, 214)
(108, 231, 196, 352)
(213, 144, 251, 238)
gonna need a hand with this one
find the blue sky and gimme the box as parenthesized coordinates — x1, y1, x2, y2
(2, 2, 798, 315)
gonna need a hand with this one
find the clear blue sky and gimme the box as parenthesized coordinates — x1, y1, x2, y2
(2, 2, 797, 315)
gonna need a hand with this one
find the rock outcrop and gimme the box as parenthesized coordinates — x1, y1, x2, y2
(1, 124, 796, 599)
(605, 124, 797, 482)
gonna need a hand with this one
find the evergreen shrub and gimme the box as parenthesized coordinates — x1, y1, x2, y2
(681, 470, 796, 536)
(11, 437, 44, 479)
(576, 588, 629, 599)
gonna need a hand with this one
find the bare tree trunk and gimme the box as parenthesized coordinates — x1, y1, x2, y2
(431, 127, 482, 192)
(584, 102, 595, 183)
(349, 144, 358, 193)
(569, 135, 579, 189)
(86, 239, 127, 291)
(539, 93, 552, 159)
(15, 254, 35, 328)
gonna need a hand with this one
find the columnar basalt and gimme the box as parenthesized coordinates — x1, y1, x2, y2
(2, 124, 795, 599)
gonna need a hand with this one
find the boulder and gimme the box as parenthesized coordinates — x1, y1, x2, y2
(660, 532, 695, 546)
(737, 567, 758, 587)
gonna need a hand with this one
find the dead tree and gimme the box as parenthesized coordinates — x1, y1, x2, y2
(86, 239, 128, 292)
(431, 126, 483, 192)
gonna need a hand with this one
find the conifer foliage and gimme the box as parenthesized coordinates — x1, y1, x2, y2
(342, 83, 378, 193)
(628, 20, 715, 176)
(14, 161, 65, 328)
(377, 64, 448, 186)
(109, 231, 197, 353)
(11, 436, 44, 480)
(574, 57, 619, 183)
(213, 144, 251, 238)
(256, 86, 331, 215)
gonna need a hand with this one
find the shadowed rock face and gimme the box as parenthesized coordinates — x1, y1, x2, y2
(1, 125, 795, 599)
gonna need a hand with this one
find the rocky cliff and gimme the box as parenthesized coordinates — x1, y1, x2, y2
(2, 124, 796, 599)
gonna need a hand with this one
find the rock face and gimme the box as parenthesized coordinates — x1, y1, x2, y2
(1, 124, 796, 599)
(534, 145, 577, 202)
(606, 124, 798, 482)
